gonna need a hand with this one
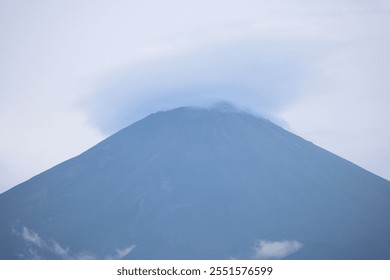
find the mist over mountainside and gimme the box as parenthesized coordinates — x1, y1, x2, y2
(1, 103, 389, 260)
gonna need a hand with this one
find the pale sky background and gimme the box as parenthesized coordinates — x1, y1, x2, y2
(1, 0, 389, 194)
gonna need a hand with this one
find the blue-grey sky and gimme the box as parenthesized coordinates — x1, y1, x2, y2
(1, 0, 389, 193)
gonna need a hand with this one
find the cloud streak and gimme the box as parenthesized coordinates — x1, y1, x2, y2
(22, 227, 70, 259)
(21, 226, 135, 259)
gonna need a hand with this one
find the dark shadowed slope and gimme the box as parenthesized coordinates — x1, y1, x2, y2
(1, 104, 389, 259)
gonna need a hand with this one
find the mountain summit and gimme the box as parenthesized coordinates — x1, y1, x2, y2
(1, 105, 389, 259)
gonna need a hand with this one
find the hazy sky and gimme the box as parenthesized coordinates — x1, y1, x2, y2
(1, 0, 389, 193)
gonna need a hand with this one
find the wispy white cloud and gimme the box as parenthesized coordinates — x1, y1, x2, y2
(114, 245, 136, 259)
(253, 240, 303, 259)
(22, 226, 70, 259)
(21, 226, 135, 259)
(22, 226, 45, 248)
(105, 245, 137, 260)
(51, 240, 70, 259)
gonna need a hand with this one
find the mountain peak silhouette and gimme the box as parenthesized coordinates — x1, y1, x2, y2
(1, 105, 389, 259)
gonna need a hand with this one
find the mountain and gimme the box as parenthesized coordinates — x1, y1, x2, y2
(1, 103, 390, 259)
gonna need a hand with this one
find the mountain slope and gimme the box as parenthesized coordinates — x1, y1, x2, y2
(1, 105, 389, 259)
